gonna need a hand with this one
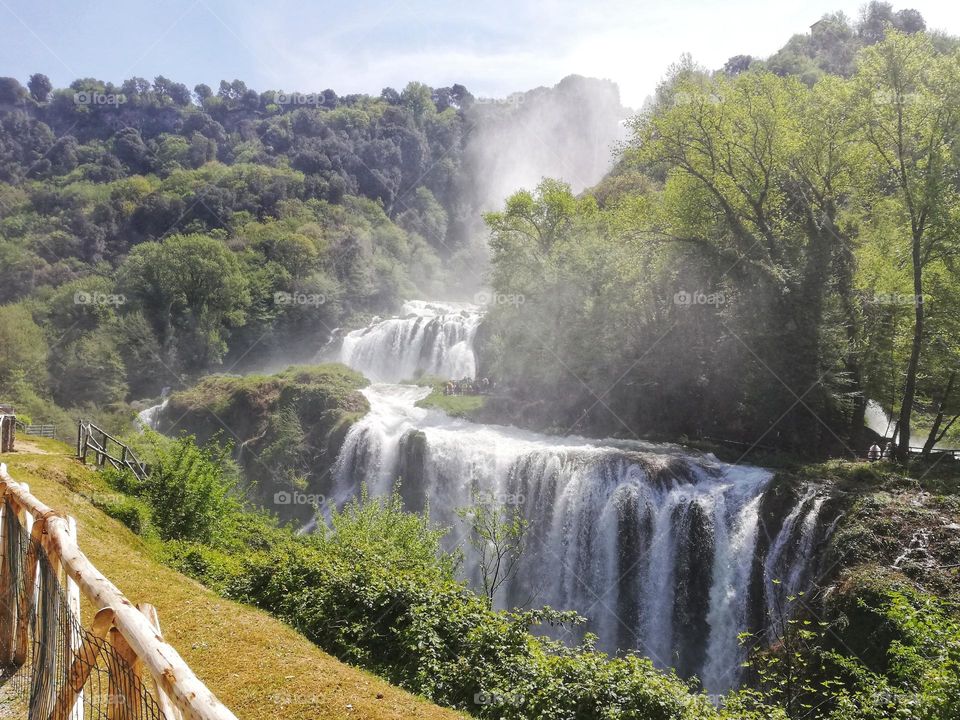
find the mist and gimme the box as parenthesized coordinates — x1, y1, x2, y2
(445, 75, 630, 288)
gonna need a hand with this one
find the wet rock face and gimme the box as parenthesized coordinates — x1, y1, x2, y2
(397, 430, 427, 510)
(671, 501, 715, 678)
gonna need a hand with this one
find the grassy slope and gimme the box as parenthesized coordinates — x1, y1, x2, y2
(0, 438, 465, 720)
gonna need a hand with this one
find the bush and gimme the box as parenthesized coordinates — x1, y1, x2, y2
(142, 435, 241, 543)
(91, 493, 152, 535)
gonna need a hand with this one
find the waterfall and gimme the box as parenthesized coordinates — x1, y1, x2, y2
(136, 399, 167, 431)
(339, 300, 482, 382)
(329, 299, 832, 692)
(762, 489, 828, 639)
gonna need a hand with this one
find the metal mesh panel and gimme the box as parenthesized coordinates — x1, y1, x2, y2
(0, 500, 165, 719)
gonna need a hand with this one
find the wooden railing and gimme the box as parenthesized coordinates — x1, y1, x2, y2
(0, 414, 14, 453)
(17, 421, 56, 439)
(0, 463, 238, 720)
(77, 421, 149, 482)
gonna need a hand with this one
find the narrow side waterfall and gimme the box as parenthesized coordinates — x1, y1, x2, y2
(137, 400, 167, 431)
(330, 300, 833, 693)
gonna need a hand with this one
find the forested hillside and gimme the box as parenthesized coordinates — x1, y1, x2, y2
(479, 5, 960, 458)
(2, 4, 959, 720)
(0, 72, 623, 429)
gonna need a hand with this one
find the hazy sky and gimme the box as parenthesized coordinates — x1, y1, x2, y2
(2, 0, 959, 108)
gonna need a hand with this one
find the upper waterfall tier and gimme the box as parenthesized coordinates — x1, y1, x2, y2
(339, 300, 483, 383)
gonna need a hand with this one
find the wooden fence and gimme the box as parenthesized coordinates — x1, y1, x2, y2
(77, 421, 149, 482)
(0, 463, 238, 720)
(19, 423, 56, 439)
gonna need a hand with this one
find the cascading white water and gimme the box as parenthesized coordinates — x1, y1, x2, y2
(864, 399, 940, 449)
(339, 300, 482, 382)
(330, 300, 830, 692)
(136, 400, 167, 431)
(763, 489, 827, 638)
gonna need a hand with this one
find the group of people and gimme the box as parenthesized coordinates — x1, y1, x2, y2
(867, 441, 896, 461)
(443, 377, 491, 395)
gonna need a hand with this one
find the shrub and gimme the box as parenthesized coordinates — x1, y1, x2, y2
(229, 489, 713, 720)
(142, 435, 241, 543)
(91, 493, 151, 535)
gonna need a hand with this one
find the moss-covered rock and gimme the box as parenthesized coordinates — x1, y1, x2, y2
(159, 363, 369, 522)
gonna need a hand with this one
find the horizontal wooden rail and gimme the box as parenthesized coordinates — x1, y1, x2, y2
(0, 463, 237, 720)
(78, 420, 149, 481)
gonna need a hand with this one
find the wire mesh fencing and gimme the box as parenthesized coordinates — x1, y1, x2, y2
(0, 499, 165, 720)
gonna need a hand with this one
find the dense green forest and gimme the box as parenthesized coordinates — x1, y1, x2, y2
(1, 2, 955, 459)
(480, 12, 960, 459)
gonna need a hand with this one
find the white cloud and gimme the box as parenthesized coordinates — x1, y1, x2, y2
(236, 0, 960, 108)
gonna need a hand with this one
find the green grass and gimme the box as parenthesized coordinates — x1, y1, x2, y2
(168, 362, 368, 416)
(414, 384, 487, 418)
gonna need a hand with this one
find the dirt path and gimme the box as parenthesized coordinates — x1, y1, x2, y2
(10, 439, 51, 454)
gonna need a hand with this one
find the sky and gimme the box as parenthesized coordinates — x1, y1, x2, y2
(2, 0, 960, 109)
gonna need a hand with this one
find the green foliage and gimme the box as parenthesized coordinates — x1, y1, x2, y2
(92, 492, 152, 536)
(119, 233, 251, 371)
(414, 383, 486, 418)
(0, 303, 48, 390)
(0, 74, 464, 404)
(160, 364, 368, 517)
(726, 575, 960, 720)
(457, 493, 527, 606)
(480, 31, 960, 458)
(141, 434, 241, 542)
(316, 486, 455, 578)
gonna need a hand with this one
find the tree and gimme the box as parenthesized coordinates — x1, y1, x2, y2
(143, 434, 239, 542)
(118, 234, 251, 372)
(634, 71, 858, 449)
(400, 82, 434, 125)
(723, 55, 753, 76)
(0, 77, 26, 105)
(894, 8, 926, 35)
(0, 304, 48, 391)
(27, 73, 52, 102)
(855, 31, 960, 458)
(49, 329, 128, 407)
(194, 83, 213, 103)
(858, 1, 895, 45)
(457, 493, 528, 607)
(114, 127, 151, 172)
